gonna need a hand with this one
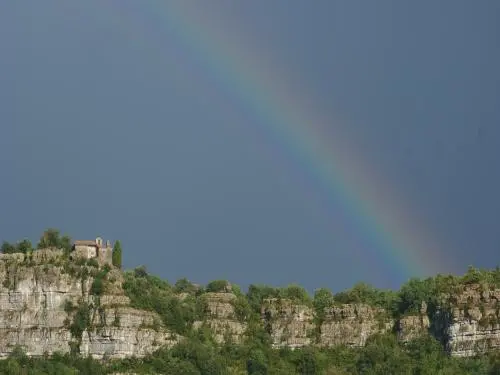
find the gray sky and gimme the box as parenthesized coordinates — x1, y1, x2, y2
(1, 1, 499, 292)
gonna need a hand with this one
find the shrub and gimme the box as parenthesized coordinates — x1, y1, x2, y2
(280, 284, 312, 305)
(247, 285, 281, 313)
(134, 265, 148, 278)
(205, 280, 230, 293)
(70, 303, 91, 340)
(313, 288, 334, 321)
(91, 269, 109, 296)
(174, 278, 198, 294)
(232, 295, 252, 322)
(86, 258, 99, 268)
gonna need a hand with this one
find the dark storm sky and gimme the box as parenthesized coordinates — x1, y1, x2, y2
(1, 1, 499, 292)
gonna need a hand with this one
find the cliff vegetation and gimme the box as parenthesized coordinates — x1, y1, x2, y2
(1, 229, 500, 374)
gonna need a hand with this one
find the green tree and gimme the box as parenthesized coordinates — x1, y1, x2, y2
(59, 235, 72, 254)
(4, 358, 22, 375)
(281, 284, 311, 305)
(313, 288, 334, 321)
(293, 347, 319, 375)
(174, 278, 198, 294)
(247, 285, 280, 313)
(206, 280, 230, 293)
(133, 265, 148, 278)
(1, 241, 16, 254)
(247, 348, 268, 375)
(16, 239, 32, 254)
(112, 240, 122, 269)
(462, 265, 483, 284)
(37, 229, 72, 253)
(397, 278, 434, 315)
(37, 228, 61, 249)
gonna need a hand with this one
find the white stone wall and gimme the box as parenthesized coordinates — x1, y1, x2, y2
(74, 245, 97, 259)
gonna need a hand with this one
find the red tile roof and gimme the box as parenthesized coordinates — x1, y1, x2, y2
(73, 240, 99, 247)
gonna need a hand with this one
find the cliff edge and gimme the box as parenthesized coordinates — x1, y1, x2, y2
(0, 249, 176, 359)
(1, 247, 500, 360)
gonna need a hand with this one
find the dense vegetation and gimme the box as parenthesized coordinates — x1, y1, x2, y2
(1, 228, 71, 255)
(1, 333, 500, 374)
(2, 230, 500, 374)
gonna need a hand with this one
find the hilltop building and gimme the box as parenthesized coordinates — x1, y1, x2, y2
(72, 237, 113, 265)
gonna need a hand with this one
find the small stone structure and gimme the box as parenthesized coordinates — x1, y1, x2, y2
(72, 237, 113, 265)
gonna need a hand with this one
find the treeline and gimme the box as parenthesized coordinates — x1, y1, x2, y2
(1, 229, 123, 268)
(1, 228, 72, 254)
(1, 332, 500, 374)
(5, 230, 498, 322)
(121, 264, 500, 337)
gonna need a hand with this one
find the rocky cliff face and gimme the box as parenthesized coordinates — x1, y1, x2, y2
(397, 314, 430, 344)
(437, 284, 500, 357)
(213, 286, 500, 357)
(193, 292, 246, 344)
(0, 250, 176, 359)
(261, 298, 314, 349)
(2, 250, 500, 359)
(260, 299, 392, 349)
(319, 304, 393, 347)
(397, 302, 430, 344)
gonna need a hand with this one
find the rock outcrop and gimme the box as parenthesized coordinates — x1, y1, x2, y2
(193, 292, 246, 344)
(261, 298, 314, 349)
(258, 286, 500, 357)
(261, 299, 392, 349)
(397, 302, 430, 343)
(397, 314, 430, 343)
(0, 250, 176, 359)
(439, 284, 500, 357)
(319, 304, 392, 347)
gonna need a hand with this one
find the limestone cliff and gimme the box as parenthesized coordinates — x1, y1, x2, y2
(193, 292, 246, 344)
(192, 294, 426, 352)
(397, 302, 430, 344)
(209, 286, 500, 357)
(260, 299, 392, 349)
(435, 284, 500, 357)
(319, 304, 393, 347)
(261, 298, 314, 349)
(2, 249, 500, 360)
(0, 249, 176, 359)
(396, 314, 430, 344)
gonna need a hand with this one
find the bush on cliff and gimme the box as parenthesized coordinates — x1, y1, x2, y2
(37, 228, 72, 253)
(1, 239, 33, 254)
(123, 267, 201, 334)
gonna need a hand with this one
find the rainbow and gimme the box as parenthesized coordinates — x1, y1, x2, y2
(95, 2, 456, 281)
